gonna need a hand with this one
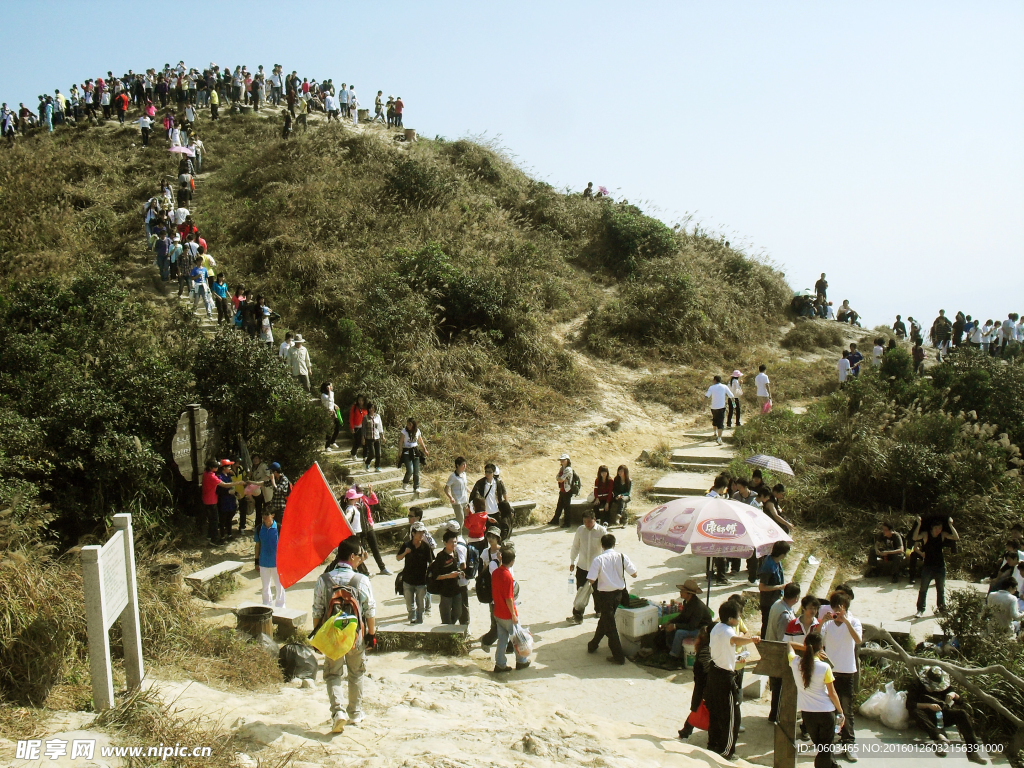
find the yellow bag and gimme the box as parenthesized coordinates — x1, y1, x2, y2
(311, 615, 357, 660)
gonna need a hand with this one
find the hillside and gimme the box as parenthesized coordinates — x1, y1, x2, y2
(0, 114, 793, 534)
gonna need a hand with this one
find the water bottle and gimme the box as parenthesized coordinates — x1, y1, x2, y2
(567, 577, 575, 596)
(936, 709, 944, 730)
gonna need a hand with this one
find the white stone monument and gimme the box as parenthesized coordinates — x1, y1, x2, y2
(80, 513, 143, 710)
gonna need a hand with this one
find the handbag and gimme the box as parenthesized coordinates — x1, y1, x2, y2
(394, 570, 404, 596)
(686, 702, 710, 731)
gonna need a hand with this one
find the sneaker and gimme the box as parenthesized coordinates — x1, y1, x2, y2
(715, 577, 730, 586)
(738, 725, 746, 733)
(375, 467, 382, 473)
(841, 749, 858, 763)
(331, 713, 346, 733)
(587, 643, 598, 654)
(662, 657, 684, 670)
(571, 613, 583, 625)
(607, 656, 626, 665)
(402, 483, 410, 492)
(380, 567, 392, 575)
(364, 463, 371, 472)
(716, 437, 723, 445)
(914, 610, 925, 618)
(348, 712, 365, 725)
(492, 665, 513, 674)
(966, 752, 987, 765)
(413, 488, 421, 498)
(515, 660, 531, 670)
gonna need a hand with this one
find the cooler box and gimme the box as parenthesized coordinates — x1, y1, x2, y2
(615, 604, 659, 639)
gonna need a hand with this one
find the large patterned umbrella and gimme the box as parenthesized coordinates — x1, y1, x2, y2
(744, 454, 794, 476)
(637, 496, 793, 604)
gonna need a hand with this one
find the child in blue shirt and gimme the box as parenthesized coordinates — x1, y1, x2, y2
(255, 510, 286, 608)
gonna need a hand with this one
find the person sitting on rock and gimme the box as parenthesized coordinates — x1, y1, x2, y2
(868, 521, 905, 582)
(907, 666, 987, 764)
(583, 181, 594, 199)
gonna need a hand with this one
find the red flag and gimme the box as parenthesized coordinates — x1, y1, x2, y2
(277, 462, 353, 589)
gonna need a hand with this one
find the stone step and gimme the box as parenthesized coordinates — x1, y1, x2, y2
(670, 460, 732, 474)
(681, 431, 737, 444)
(785, 551, 806, 585)
(669, 444, 735, 467)
(650, 472, 719, 501)
(794, 555, 822, 592)
(810, 564, 839, 599)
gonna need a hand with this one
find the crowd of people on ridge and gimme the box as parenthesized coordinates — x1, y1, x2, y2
(2, 60, 408, 144)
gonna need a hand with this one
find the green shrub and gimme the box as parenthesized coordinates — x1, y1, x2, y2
(382, 157, 458, 208)
(781, 320, 845, 351)
(597, 203, 678, 272)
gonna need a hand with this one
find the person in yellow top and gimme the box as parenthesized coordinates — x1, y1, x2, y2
(209, 87, 219, 121)
(296, 95, 308, 131)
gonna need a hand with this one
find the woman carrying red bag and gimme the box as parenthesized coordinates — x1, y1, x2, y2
(679, 625, 712, 739)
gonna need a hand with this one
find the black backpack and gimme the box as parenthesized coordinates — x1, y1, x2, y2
(476, 559, 493, 604)
(570, 471, 582, 497)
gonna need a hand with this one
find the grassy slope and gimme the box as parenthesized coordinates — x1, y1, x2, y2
(1, 114, 794, 466)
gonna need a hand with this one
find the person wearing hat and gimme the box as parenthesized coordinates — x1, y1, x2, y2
(550, 454, 575, 527)
(726, 370, 743, 428)
(267, 462, 291, 526)
(907, 666, 986, 763)
(397, 521, 433, 624)
(661, 580, 713, 670)
(287, 334, 311, 391)
(568, 509, 607, 623)
(201, 458, 236, 545)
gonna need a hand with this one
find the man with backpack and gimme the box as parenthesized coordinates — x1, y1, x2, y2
(312, 538, 376, 733)
(930, 310, 953, 363)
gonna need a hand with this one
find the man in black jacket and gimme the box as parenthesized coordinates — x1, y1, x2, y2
(471, 464, 507, 517)
(662, 579, 713, 670)
(907, 666, 987, 764)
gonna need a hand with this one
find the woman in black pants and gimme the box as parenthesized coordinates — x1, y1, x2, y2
(361, 402, 384, 472)
(550, 454, 575, 526)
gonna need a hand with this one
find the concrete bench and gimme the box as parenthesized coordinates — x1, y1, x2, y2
(185, 560, 244, 587)
(379, 622, 469, 635)
(237, 601, 308, 629)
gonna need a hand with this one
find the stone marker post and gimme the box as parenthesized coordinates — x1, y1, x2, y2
(752, 640, 796, 768)
(80, 513, 144, 711)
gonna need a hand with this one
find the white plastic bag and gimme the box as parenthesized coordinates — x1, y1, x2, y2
(860, 688, 887, 720)
(880, 682, 910, 730)
(511, 624, 533, 658)
(573, 582, 593, 614)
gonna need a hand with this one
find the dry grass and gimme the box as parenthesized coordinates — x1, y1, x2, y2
(95, 686, 236, 768)
(781, 319, 845, 351)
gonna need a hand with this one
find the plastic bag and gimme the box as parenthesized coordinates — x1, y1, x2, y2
(252, 632, 280, 658)
(511, 624, 533, 658)
(686, 702, 710, 731)
(761, 399, 773, 415)
(880, 682, 910, 730)
(860, 689, 887, 720)
(310, 614, 358, 660)
(279, 642, 318, 680)
(573, 582, 593, 614)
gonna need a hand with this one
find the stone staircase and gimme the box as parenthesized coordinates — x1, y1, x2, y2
(324, 435, 449, 526)
(649, 432, 736, 501)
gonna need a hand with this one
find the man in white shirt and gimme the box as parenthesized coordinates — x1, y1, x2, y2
(324, 92, 338, 121)
(704, 375, 735, 445)
(987, 583, 1021, 637)
(838, 351, 851, 387)
(444, 457, 470, 527)
(278, 332, 293, 359)
(754, 365, 772, 410)
(707, 601, 760, 759)
(820, 592, 862, 759)
(288, 335, 312, 391)
(568, 510, 607, 623)
(586, 533, 637, 664)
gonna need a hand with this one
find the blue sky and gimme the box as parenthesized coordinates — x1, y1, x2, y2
(3, 1, 1021, 327)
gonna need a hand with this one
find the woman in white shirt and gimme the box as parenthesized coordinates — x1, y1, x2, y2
(320, 382, 342, 451)
(400, 418, 430, 494)
(872, 338, 884, 366)
(727, 370, 743, 428)
(981, 320, 994, 353)
(791, 633, 845, 768)
(361, 401, 385, 472)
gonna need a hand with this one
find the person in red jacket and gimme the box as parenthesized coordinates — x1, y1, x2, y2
(592, 465, 615, 525)
(348, 394, 368, 459)
(465, 499, 496, 563)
